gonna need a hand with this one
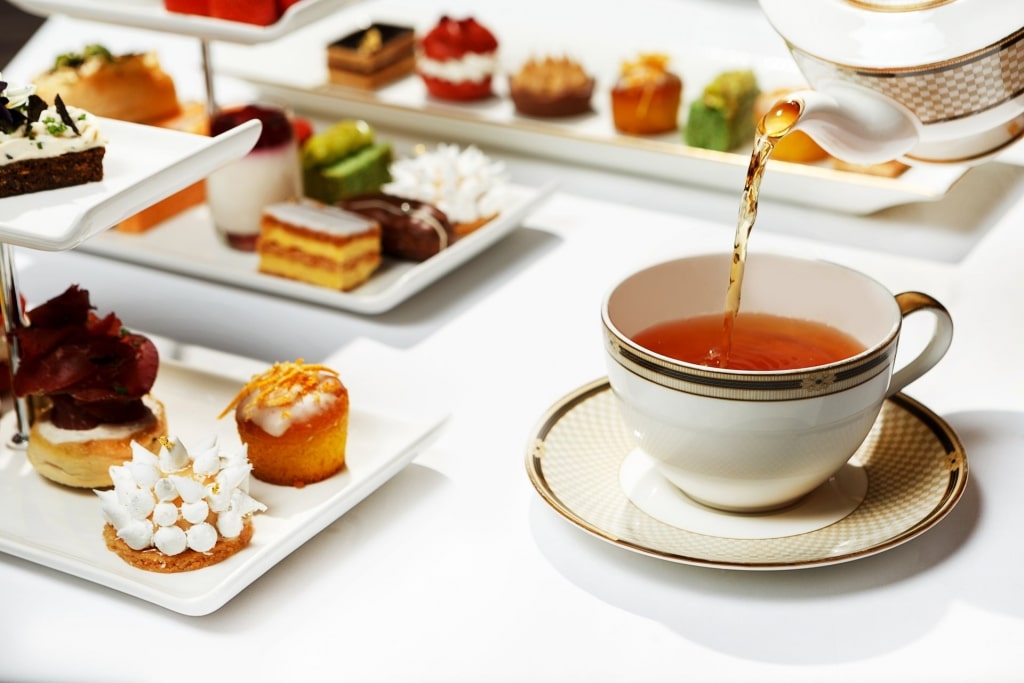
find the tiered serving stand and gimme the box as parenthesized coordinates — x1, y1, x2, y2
(2, 0, 356, 443)
(0, 118, 261, 444)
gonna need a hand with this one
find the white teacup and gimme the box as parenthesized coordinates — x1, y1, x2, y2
(601, 252, 953, 512)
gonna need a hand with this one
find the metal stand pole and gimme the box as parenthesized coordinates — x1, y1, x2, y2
(0, 243, 30, 448)
(200, 38, 218, 116)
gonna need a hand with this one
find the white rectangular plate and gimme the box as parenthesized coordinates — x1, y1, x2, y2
(8, 0, 357, 44)
(0, 338, 450, 616)
(77, 182, 556, 314)
(0, 119, 259, 252)
(212, 5, 969, 215)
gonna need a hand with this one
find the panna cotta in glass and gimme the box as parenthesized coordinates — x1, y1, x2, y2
(207, 104, 298, 251)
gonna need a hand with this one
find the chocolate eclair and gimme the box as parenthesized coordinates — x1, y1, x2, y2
(340, 192, 456, 262)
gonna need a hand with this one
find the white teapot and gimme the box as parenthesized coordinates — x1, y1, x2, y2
(758, 0, 1024, 165)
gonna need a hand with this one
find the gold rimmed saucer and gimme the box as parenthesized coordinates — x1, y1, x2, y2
(525, 379, 967, 570)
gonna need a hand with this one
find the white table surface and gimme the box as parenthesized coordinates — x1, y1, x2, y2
(3, 2, 1024, 681)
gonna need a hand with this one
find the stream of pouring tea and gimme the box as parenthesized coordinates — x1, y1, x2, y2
(714, 99, 802, 367)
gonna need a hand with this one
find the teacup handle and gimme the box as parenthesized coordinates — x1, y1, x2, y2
(888, 292, 954, 397)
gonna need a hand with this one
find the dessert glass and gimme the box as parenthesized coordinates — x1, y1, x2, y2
(207, 104, 298, 251)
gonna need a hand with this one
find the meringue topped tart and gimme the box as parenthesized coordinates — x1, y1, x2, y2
(96, 436, 266, 573)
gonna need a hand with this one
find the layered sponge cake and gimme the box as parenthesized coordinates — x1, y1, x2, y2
(257, 201, 381, 291)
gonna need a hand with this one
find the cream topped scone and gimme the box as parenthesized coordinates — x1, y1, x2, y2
(96, 436, 266, 573)
(383, 143, 508, 236)
(220, 360, 349, 487)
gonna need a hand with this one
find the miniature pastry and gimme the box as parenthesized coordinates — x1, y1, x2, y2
(327, 23, 416, 89)
(383, 143, 507, 237)
(340, 192, 456, 261)
(12, 286, 165, 489)
(0, 77, 106, 198)
(610, 53, 682, 135)
(509, 56, 595, 118)
(208, 104, 300, 251)
(221, 360, 350, 487)
(257, 200, 382, 291)
(417, 16, 499, 101)
(32, 45, 180, 124)
(685, 69, 760, 152)
(96, 436, 266, 573)
(752, 88, 829, 163)
(301, 119, 392, 205)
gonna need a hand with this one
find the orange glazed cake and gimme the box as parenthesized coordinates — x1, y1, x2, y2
(95, 436, 266, 573)
(257, 201, 381, 291)
(221, 360, 349, 487)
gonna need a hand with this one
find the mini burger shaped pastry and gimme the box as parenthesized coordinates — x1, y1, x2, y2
(416, 16, 499, 101)
(13, 285, 166, 489)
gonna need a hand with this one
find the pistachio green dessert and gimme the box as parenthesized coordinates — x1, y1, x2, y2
(684, 70, 760, 152)
(301, 119, 392, 204)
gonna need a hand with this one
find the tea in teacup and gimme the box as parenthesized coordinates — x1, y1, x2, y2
(630, 312, 865, 371)
(601, 252, 953, 511)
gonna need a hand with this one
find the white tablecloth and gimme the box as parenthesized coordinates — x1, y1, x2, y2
(2, 1, 1024, 681)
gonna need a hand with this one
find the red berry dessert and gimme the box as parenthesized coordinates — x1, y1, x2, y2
(416, 16, 499, 101)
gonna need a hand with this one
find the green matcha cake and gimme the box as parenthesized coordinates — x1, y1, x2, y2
(684, 70, 760, 152)
(301, 120, 393, 204)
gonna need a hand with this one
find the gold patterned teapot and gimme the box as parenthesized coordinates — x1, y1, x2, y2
(758, 0, 1024, 164)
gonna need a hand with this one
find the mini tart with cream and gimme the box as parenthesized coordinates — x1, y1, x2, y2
(221, 360, 349, 487)
(13, 285, 164, 489)
(96, 436, 266, 573)
(417, 16, 499, 101)
(382, 143, 508, 237)
(610, 53, 682, 135)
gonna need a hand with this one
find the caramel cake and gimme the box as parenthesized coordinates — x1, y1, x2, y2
(257, 201, 382, 291)
(327, 23, 416, 90)
(610, 53, 682, 135)
(221, 360, 349, 487)
(0, 77, 106, 198)
(96, 437, 266, 573)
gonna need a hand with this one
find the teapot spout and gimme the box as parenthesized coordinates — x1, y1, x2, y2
(781, 83, 919, 166)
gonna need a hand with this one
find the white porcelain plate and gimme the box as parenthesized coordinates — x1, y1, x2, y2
(0, 119, 259, 252)
(8, 0, 358, 44)
(78, 182, 555, 314)
(0, 338, 450, 615)
(526, 379, 968, 570)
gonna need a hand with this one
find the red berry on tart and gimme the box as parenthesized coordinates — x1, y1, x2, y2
(416, 16, 499, 101)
